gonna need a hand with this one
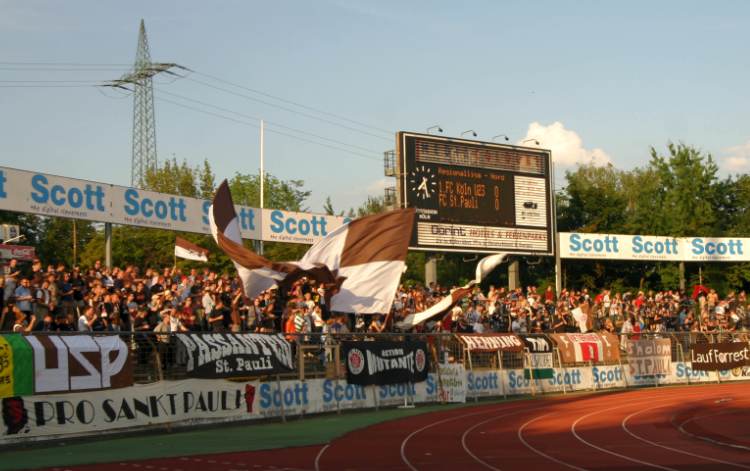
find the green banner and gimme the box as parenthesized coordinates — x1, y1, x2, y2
(0, 334, 33, 398)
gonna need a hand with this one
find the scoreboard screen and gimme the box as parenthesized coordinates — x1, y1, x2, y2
(398, 132, 554, 255)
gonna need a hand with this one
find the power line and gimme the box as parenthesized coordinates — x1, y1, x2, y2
(0, 84, 94, 88)
(0, 80, 103, 83)
(0, 62, 131, 66)
(0, 61, 395, 142)
(155, 88, 382, 155)
(192, 70, 393, 136)
(185, 76, 393, 142)
(155, 95, 380, 162)
(0, 67, 130, 72)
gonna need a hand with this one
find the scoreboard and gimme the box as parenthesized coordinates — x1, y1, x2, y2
(397, 132, 554, 255)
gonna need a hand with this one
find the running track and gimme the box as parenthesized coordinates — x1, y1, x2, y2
(48, 383, 749, 471)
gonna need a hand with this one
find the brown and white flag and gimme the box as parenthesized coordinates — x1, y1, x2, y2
(175, 237, 209, 262)
(396, 253, 508, 329)
(209, 180, 415, 314)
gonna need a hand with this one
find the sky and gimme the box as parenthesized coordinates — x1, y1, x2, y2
(1, 0, 749, 214)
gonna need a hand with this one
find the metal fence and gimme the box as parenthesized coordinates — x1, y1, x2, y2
(27, 330, 750, 386)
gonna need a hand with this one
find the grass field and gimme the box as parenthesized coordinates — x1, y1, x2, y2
(0, 399, 510, 470)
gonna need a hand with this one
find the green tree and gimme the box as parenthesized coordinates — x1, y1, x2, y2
(198, 159, 216, 199)
(229, 173, 310, 212)
(143, 158, 198, 197)
(36, 218, 96, 267)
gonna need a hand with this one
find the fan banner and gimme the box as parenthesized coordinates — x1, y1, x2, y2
(343, 341, 429, 386)
(176, 333, 294, 379)
(520, 335, 554, 379)
(690, 342, 750, 371)
(550, 333, 620, 364)
(456, 334, 524, 353)
(626, 338, 672, 376)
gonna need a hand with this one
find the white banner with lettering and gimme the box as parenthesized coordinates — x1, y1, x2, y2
(560, 232, 750, 262)
(0, 166, 348, 244)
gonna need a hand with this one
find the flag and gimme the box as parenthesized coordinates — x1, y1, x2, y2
(396, 253, 508, 329)
(396, 285, 474, 329)
(209, 180, 415, 314)
(174, 237, 209, 262)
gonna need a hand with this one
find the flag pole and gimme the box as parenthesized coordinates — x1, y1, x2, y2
(259, 119, 265, 256)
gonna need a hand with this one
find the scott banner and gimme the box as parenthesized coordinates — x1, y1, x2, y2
(626, 338, 671, 376)
(1, 334, 132, 399)
(690, 341, 750, 371)
(456, 334, 524, 352)
(0, 166, 347, 244)
(176, 333, 294, 379)
(560, 232, 750, 262)
(343, 341, 429, 386)
(550, 333, 620, 365)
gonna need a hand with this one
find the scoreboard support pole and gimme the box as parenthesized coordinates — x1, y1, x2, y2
(425, 255, 438, 286)
(508, 260, 520, 290)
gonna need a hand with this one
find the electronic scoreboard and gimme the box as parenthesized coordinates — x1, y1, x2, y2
(397, 132, 554, 255)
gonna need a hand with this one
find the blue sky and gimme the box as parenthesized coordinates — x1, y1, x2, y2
(1, 0, 749, 213)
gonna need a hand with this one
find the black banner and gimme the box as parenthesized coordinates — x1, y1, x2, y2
(520, 335, 554, 353)
(343, 341, 429, 386)
(176, 333, 294, 378)
(691, 341, 750, 371)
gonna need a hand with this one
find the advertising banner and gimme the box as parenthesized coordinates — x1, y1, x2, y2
(690, 342, 750, 371)
(457, 334, 524, 352)
(626, 338, 672, 377)
(176, 333, 294, 379)
(0, 166, 347, 244)
(0, 244, 35, 261)
(343, 341, 429, 386)
(433, 363, 466, 403)
(520, 335, 554, 379)
(550, 333, 620, 364)
(560, 232, 750, 262)
(0, 378, 260, 442)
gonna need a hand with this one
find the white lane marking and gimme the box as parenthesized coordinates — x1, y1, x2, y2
(674, 409, 750, 452)
(568, 390, 745, 471)
(399, 409, 491, 471)
(572, 405, 678, 470)
(460, 407, 541, 471)
(518, 388, 727, 471)
(399, 403, 530, 471)
(622, 404, 750, 469)
(518, 413, 588, 471)
(313, 444, 330, 471)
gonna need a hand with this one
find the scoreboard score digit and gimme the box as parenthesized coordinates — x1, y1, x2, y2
(397, 132, 554, 255)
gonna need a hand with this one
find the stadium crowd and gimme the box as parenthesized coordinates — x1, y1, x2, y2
(0, 258, 746, 337)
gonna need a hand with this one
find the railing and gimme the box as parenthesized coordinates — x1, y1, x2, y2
(19, 330, 749, 384)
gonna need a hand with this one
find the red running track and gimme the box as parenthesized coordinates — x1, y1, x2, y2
(52, 383, 750, 471)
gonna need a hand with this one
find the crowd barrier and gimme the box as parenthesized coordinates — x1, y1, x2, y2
(1, 330, 748, 445)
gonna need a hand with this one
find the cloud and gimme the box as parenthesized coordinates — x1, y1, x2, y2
(366, 178, 389, 195)
(723, 141, 750, 172)
(519, 121, 612, 167)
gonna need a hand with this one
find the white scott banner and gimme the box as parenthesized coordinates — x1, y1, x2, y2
(0, 166, 347, 244)
(560, 232, 750, 262)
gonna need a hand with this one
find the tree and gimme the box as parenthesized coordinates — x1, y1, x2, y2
(143, 158, 198, 197)
(558, 163, 627, 233)
(229, 173, 310, 212)
(36, 218, 95, 267)
(198, 159, 216, 199)
(645, 143, 720, 237)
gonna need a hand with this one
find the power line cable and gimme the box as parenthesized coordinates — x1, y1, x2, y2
(154, 95, 381, 162)
(192, 70, 393, 135)
(185, 76, 393, 142)
(155, 88, 382, 155)
(0, 61, 395, 141)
